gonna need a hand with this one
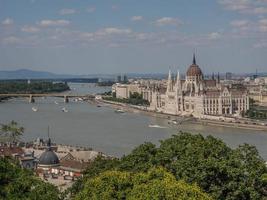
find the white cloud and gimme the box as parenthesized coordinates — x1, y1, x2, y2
(208, 32, 222, 40)
(218, 0, 267, 15)
(154, 17, 182, 26)
(230, 20, 250, 27)
(131, 16, 143, 21)
(2, 36, 22, 45)
(59, 8, 76, 15)
(86, 6, 96, 13)
(38, 20, 70, 27)
(21, 25, 40, 33)
(100, 27, 132, 35)
(259, 19, 267, 32)
(2, 18, 14, 25)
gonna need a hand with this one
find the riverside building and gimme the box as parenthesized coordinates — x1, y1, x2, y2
(113, 54, 250, 118)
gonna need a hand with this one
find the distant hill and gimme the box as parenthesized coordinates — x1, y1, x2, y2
(0, 69, 77, 80)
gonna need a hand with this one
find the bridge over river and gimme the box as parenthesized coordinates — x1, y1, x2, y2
(0, 93, 95, 103)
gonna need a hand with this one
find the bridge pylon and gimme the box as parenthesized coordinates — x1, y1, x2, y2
(29, 95, 35, 103)
(64, 95, 69, 103)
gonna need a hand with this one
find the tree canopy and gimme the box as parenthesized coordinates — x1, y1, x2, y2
(71, 132, 267, 200)
(75, 167, 211, 200)
(0, 120, 24, 142)
(0, 158, 60, 200)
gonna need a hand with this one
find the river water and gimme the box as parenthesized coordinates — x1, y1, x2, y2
(0, 83, 267, 159)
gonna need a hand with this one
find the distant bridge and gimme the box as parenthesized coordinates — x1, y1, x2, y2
(0, 93, 95, 103)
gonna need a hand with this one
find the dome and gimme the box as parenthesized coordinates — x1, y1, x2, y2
(186, 64, 203, 77)
(186, 54, 203, 77)
(39, 149, 59, 167)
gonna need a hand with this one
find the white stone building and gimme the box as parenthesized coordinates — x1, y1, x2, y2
(143, 55, 250, 118)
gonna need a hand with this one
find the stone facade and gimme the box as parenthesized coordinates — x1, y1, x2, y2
(142, 55, 250, 118)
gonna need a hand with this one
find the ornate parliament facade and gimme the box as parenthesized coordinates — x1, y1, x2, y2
(141, 55, 249, 118)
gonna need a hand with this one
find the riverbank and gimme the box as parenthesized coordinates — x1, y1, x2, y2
(98, 99, 267, 132)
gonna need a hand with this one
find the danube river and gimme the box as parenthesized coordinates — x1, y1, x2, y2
(0, 83, 267, 159)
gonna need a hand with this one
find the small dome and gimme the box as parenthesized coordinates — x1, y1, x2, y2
(39, 149, 59, 167)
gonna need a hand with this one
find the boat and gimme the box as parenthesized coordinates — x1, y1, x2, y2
(62, 107, 68, 113)
(148, 124, 166, 128)
(54, 101, 59, 105)
(32, 107, 38, 112)
(171, 120, 178, 125)
(115, 109, 125, 113)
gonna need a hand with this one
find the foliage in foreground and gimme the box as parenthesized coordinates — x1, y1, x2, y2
(75, 167, 211, 200)
(0, 158, 60, 200)
(71, 132, 267, 200)
(0, 120, 24, 142)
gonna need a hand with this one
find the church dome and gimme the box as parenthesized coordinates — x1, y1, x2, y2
(38, 138, 59, 167)
(186, 54, 203, 77)
(39, 150, 59, 166)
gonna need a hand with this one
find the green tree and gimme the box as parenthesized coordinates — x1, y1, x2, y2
(75, 167, 211, 200)
(68, 156, 120, 197)
(71, 132, 267, 199)
(119, 142, 157, 172)
(0, 158, 60, 200)
(0, 120, 24, 142)
(155, 133, 267, 199)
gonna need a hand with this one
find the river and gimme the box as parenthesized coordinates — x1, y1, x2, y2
(0, 83, 267, 159)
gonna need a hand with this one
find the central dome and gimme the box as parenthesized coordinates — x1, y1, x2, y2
(186, 54, 203, 77)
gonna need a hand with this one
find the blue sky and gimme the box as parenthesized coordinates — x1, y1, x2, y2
(0, 0, 267, 75)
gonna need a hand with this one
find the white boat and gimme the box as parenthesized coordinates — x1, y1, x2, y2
(172, 120, 178, 125)
(115, 109, 125, 113)
(148, 124, 166, 128)
(62, 107, 68, 113)
(54, 101, 59, 105)
(32, 107, 38, 112)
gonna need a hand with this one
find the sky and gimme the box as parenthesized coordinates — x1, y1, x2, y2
(0, 0, 267, 75)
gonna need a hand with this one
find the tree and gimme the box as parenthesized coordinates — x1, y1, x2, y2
(68, 156, 120, 197)
(155, 133, 267, 199)
(0, 120, 24, 142)
(71, 132, 267, 199)
(0, 158, 60, 200)
(75, 167, 211, 200)
(118, 142, 157, 172)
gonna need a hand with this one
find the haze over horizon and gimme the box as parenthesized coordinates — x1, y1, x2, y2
(0, 0, 267, 75)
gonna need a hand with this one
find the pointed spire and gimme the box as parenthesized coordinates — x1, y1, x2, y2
(167, 68, 172, 92)
(168, 68, 171, 81)
(193, 53, 196, 65)
(177, 70, 180, 81)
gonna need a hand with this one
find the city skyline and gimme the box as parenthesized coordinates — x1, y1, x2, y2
(0, 0, 267, 74)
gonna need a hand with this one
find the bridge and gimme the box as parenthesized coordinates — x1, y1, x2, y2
(0, 93, 95, 103)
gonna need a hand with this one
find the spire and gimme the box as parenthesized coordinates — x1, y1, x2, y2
(176, 70, 180, 81)
(193, 53, 196, 65)
(168, 68, 171, 81)
(167, 68, 172, 92)
(47, 125, 51, 150)
(176, 69, 182, 94)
